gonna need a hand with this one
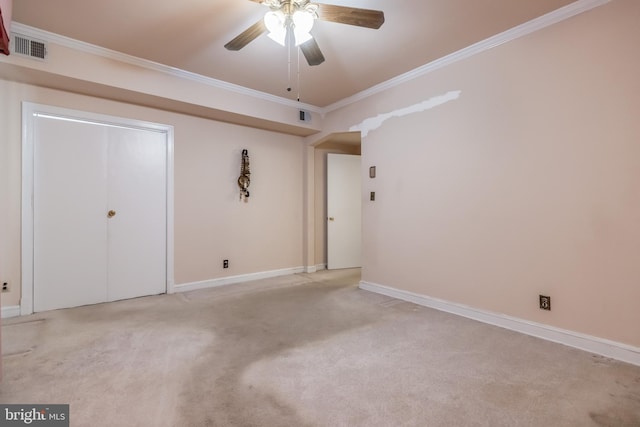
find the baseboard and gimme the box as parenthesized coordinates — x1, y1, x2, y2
(303, 264, 328, 273)
(315, 264, 327, 272)
(175, 267, 306, 293)
(359, 281, 640, 367)
(1, 305, 21, 319)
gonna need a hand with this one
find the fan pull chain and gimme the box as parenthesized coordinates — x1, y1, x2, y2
(297, 46, 301, 102)
(286, 28, 292, 94)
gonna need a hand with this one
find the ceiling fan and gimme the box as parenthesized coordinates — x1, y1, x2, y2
(225, 0, 385, 66)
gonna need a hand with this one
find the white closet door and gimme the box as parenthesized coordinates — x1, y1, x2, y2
(34, 117, 110, 312)
(32, 111, 167, 312)
(107, 126, 167, 301)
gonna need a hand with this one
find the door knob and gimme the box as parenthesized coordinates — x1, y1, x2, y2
(107, 210, 116, 218)
(328, 217, 335, 221)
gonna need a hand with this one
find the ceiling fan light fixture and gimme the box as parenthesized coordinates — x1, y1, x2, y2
(225, 0, 383, 68)
(293, 29, 312, 46)
(292, 10, 314, 33)
(267, 29, 287, 46)
(264, 10, 287, 46)
(292, 10, 314, 46)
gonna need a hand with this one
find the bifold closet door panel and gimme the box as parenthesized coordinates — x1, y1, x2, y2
(33, 117, 109, 312)
(106, 126, 167, 302)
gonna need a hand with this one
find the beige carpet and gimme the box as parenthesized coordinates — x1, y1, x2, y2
(1, 269, 639, 426)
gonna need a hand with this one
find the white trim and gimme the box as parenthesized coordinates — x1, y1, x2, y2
(2, 306, 21, 319)
(303, 264, 326, 273)
(9, 22, 323, 115)
(323, 0, 610, 112)
(175, 267, 305, 293)
(166, 126, 176, 295)
(359, 281, 640, 367)
(21, 102, 175, 315)
(21, 103, 35, 316)
(9, 0, 608, 115)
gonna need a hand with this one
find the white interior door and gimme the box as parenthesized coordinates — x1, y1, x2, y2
(32, 110, 167, 312)
(327, 153, 362, 269)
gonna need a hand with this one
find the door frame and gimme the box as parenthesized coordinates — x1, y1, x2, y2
(21, 102, 175, 315)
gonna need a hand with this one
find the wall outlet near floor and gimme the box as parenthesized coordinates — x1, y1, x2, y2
(539, 295, 551, 311)
(2, 282, 9, 293)
(223, 259, 229, 269)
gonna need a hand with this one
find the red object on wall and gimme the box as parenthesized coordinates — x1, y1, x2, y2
(0, 7, 9, 55)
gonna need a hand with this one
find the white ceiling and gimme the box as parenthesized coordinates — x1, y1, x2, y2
(11, 0, 576, 108)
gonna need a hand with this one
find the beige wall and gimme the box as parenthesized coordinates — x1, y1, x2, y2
(0, 80, 305, 307)
(175, 114, 304, 283)
(324, 0, 640, 347)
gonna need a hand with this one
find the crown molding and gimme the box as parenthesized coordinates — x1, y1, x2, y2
(10, 22, 323, 114)
(322, 0, 610, 113)
(10, 0, 609, 115)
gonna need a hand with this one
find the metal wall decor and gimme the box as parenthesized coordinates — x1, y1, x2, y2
(238, 149, 251, 200)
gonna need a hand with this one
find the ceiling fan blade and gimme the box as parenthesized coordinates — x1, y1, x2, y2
(224, 19, 267, 51)
(317, 4, 385, 29)
(300, 37, 325, 66)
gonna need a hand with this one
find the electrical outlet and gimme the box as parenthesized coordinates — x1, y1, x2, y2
(539, 295, 551, 311)
(2, 282, 9, 293)
(223, 259, 229, 269)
